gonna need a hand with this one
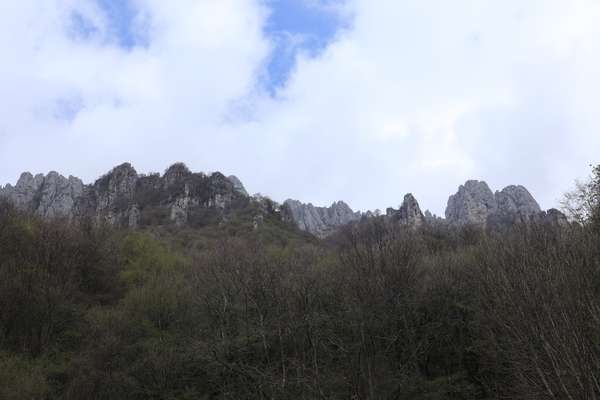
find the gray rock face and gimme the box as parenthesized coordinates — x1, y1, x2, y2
(531, 208, 570, 227)
(10, 172, 44, 210)
(0, 163, 248, 228)
(0, 171, 84, 218)
(446, 180, 566, 228)
(228, 175, 248, 197)
(545, 208, 570, 226)
(424, 210, 444, 224)
(446, 180, 497, 226)
(493, 185, 542, 225)
(282, 199, 360, 238)
(1, 165, 570, 236)
(387, 193, 425, 227)
(37, 172, 84, 218)
(92, 163, 138, 226)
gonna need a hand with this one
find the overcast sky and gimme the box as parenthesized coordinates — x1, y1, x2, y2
(1, 0, 599, 215)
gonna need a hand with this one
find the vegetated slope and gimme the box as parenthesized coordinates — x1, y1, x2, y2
(1, 179, 599, 400)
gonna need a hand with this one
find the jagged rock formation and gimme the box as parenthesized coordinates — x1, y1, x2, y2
(424, 210, 444, 225)
(386, 193, 425, 227)
(285, 193, 427, 237)
(0, 171, 84, 219)
(531, 208, 570, 227)
(490, 185, 542, 226)
(228, 175, 248, 197)
(277, 181, 564, 237)
(446, 180, 565, 228)
(88, 163, 139, 226)
(281, 199, 360, 238)
(446, 180, 498, 226)
(0, 162, 248, 228)
(1, 164, 570, 237)
(495, 185, 541, 216)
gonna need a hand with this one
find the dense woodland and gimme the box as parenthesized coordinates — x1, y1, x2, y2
(0, 166, 599, 400)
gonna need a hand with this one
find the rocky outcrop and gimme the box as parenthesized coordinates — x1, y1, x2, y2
(424, 210, 444, 225)
(446, 180, 566, 228)
(91, 163, 139, 226)
(3, 172, 44, 210)
(1, 165, 570, 237)
(495, 185, 541, 216)
(284, 181, 564, 237)
(446, 180, 497, 226)
(0, 162, 248, 228)
(387, 193, 425, 227)
(282, 199, 360, 238)
(490, 185, 542, 226)
(531, 208, 570, 227)
(228, 175, 248, 197)
(0, 171, 84, 219)
(37, 172, 85, 218)
(283, 194, 425, 237)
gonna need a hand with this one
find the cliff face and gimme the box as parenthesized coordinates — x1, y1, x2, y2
(0, 171, 84, 218)
(282, 180, 566, 237)
(281, 199, 360, 238)
(445, 180, 565, 227)
(0, 163, 569, 237)
(0, 163, 249, 228)
(386, 193, 425, 227)
(445, 180, 498, 226)
(283, 193, 427, 237)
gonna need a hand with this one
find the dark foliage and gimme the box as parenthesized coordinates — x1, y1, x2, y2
(0, 187, 599, 399)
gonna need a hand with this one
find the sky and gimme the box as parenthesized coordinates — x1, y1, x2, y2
(0, 0, 599, 215)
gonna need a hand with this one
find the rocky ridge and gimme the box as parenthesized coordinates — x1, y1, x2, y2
(445, 180, 565, 227)
(386, 194, 425, 227)
(281, 199, 360, 238)
(0, 163, 568, 237)
(280, 181, 566, 236)
(446, 180, 498, 226)
(280, 192, 427, 238)
(0, 163, 249, 229)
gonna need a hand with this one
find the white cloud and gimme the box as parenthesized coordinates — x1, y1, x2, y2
(1, 0, 599, 215)
(243, 0, 600, 213)
(0, 0, 270, 179)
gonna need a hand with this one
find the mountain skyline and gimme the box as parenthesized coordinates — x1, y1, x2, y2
(1, 161, 568, 240)
(1, 1, 599, 216)
(1, 3, 599, 399)
(0, 161, 550, 217)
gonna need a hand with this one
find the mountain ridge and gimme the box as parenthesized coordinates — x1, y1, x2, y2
(0, 162, 568, 236)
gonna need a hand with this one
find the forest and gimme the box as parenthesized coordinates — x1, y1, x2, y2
(0, 166, 598, 400)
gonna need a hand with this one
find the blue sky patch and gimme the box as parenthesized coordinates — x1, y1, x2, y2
(263, 0, 349, 92)
(52, 96, 85, 122)
(72, 1, 348, 92)
(68, 0, 148, 49)
(95, 0, 148, 49)
(69, 11, 100, 41)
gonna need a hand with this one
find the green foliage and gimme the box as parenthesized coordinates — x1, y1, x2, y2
(0, 203, 121, 356)
(1, 198, 599, 399)
(0, 352, 49, 400)
(119, 231, 188, 285)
